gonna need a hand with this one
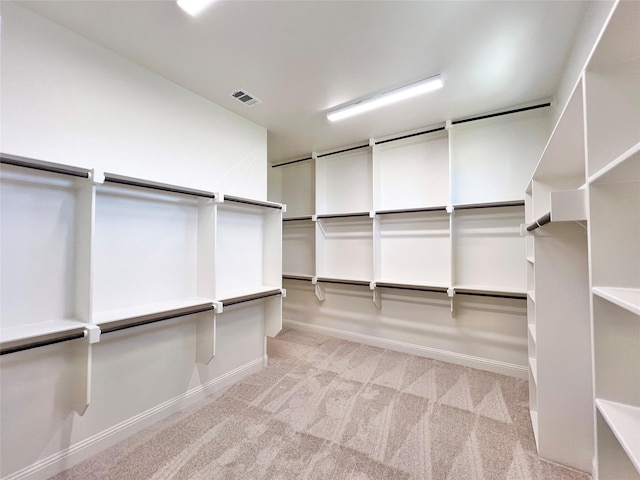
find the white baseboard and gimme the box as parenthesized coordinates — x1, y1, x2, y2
(284, 319, 528, 379)
(3, 357, 265, 480)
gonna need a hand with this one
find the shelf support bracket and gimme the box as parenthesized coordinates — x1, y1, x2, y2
(196, 311, 217, 365)
(312, 277, 326, 302)
(371, 282, 382, 309)
(447, 287, 455, 314)
(74, 324, 101, 416)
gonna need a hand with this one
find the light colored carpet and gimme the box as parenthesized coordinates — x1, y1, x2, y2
(51, 328, 591, 480)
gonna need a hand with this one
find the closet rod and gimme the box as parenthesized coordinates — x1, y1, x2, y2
(222, 289, 282, 307)
(316, 277, 370, 287)
(223, 195, 283, 210)
(0, 331, 86, 356)
(103, 174, 216, 199)
(452, 102, 551, 125)
(101, 305, 215, 335)
(454, 200, 525, 210)
(376, 206, 447, 215)
(283, 216, 314, 222)
(316, 212, 370, 220)
(283, 275, 314, 282)
(317, 143, 370, 158)
(271, 156, 313, 168)
(1, 154, 90, 178)
(455, 290, 527, 300)
(526, 212, 551, 231)
(375, 126, 446, 145)
(375, 282, 448, 294)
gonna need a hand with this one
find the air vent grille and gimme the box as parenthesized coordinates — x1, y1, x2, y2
(230, 89, 261, 107)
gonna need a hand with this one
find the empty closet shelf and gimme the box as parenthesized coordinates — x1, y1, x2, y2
(0, 319, 88, 354)
(373, 281, 449, 293)
(94, 298, 215, 332)
(219, 287, 282, 307)
(221, 194, 283, 210)
(454, 286, 527, 300)
(316, 212, 370, 219)
(375, 206, 448, 215)
(315, 277, 371, 287)
(593, 287, 640, 316)
(283, 274, 314, 282)
(103, 172, 215, 199)
(596, 399, 640, 473)
(1, 153, 90, 178)
(453, 200, 525, 210)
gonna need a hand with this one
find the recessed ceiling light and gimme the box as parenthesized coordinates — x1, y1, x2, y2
(177, 0, 216, 16)
(326, 74, 444, 122)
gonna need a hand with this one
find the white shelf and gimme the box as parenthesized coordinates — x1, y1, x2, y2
(529, 357, 538, 384)
(454, 284, 527, 297)
(593, 287, 640, 316)
(527, 256, 535, 264)
(93, 297, 214, 326)
(596, 399, 640, 474)
(217, 285, 282, 304)
(0, 319, 87, 345)
(589, 142, 640, 185)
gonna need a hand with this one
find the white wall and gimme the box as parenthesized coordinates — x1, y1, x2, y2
(0, 4, 269, 479)
(0, 2, 267, 200)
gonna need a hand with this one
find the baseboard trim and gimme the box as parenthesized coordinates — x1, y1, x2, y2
(284, 319, 528, 379)
(3, 357, 265, 480)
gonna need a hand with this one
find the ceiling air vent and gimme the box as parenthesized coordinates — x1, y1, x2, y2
(230, 89, 262, 107)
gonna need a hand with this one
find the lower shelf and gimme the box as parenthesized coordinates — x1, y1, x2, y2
(93, 297, 214, 327)
(596, 398, 640, 474)
(0, 319, 87, 348)
(529, 357, 538, 384)
(593, 286, 640, 316)
(530, 409, 539, 447)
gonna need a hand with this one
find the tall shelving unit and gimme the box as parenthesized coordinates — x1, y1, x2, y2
(586, 1, 640, 478)
(270, 104, 549, 346)
(525, 1, 639, 477)
(0, 153, 284, 396)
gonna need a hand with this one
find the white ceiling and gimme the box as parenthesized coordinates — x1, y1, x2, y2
(22, 1, 590, 164)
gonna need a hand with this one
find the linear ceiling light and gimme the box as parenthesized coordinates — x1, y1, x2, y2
(177, 0, 216, 16)
(326, 74, 444, 122)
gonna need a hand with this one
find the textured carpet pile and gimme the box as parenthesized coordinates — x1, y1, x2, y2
(52, 328, 590, 479)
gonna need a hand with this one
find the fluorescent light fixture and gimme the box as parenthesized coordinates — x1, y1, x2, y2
(177, 0, 216, 16)
(327, 75, 443, 122)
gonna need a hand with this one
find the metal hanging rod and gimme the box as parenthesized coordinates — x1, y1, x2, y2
(316, 212, 371, 220)
(316, 277, 371, 287)
(455, 289, 527, 300)
(283, 274, 314, 282)
(283, 216, 314, 222)
(221, 289, 282, 308)
(375, 126, 446, 145)
(222, 194, 283, 210)
(271, 156, 314, 168)
(101, 305, 215, 335)
(526, 212, 551, 231)
(376, 206, 448, 215)
(374, 282, 448, 294)
(1, 154, 90, 178)
(454, 200, 525, 211)
(0, 331, 87, 356)
(317, 143, 370, 158)
(451, 102, 551, 125)
(103, 174, 215, 199)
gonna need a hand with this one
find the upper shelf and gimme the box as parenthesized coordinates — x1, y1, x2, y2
(532, 81, 585, 184)
(588, 142, 640, 185)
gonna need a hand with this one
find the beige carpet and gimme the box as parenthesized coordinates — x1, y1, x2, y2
(52, 328, 590, 480)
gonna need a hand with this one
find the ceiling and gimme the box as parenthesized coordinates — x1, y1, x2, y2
(22, 1, 590, 164)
